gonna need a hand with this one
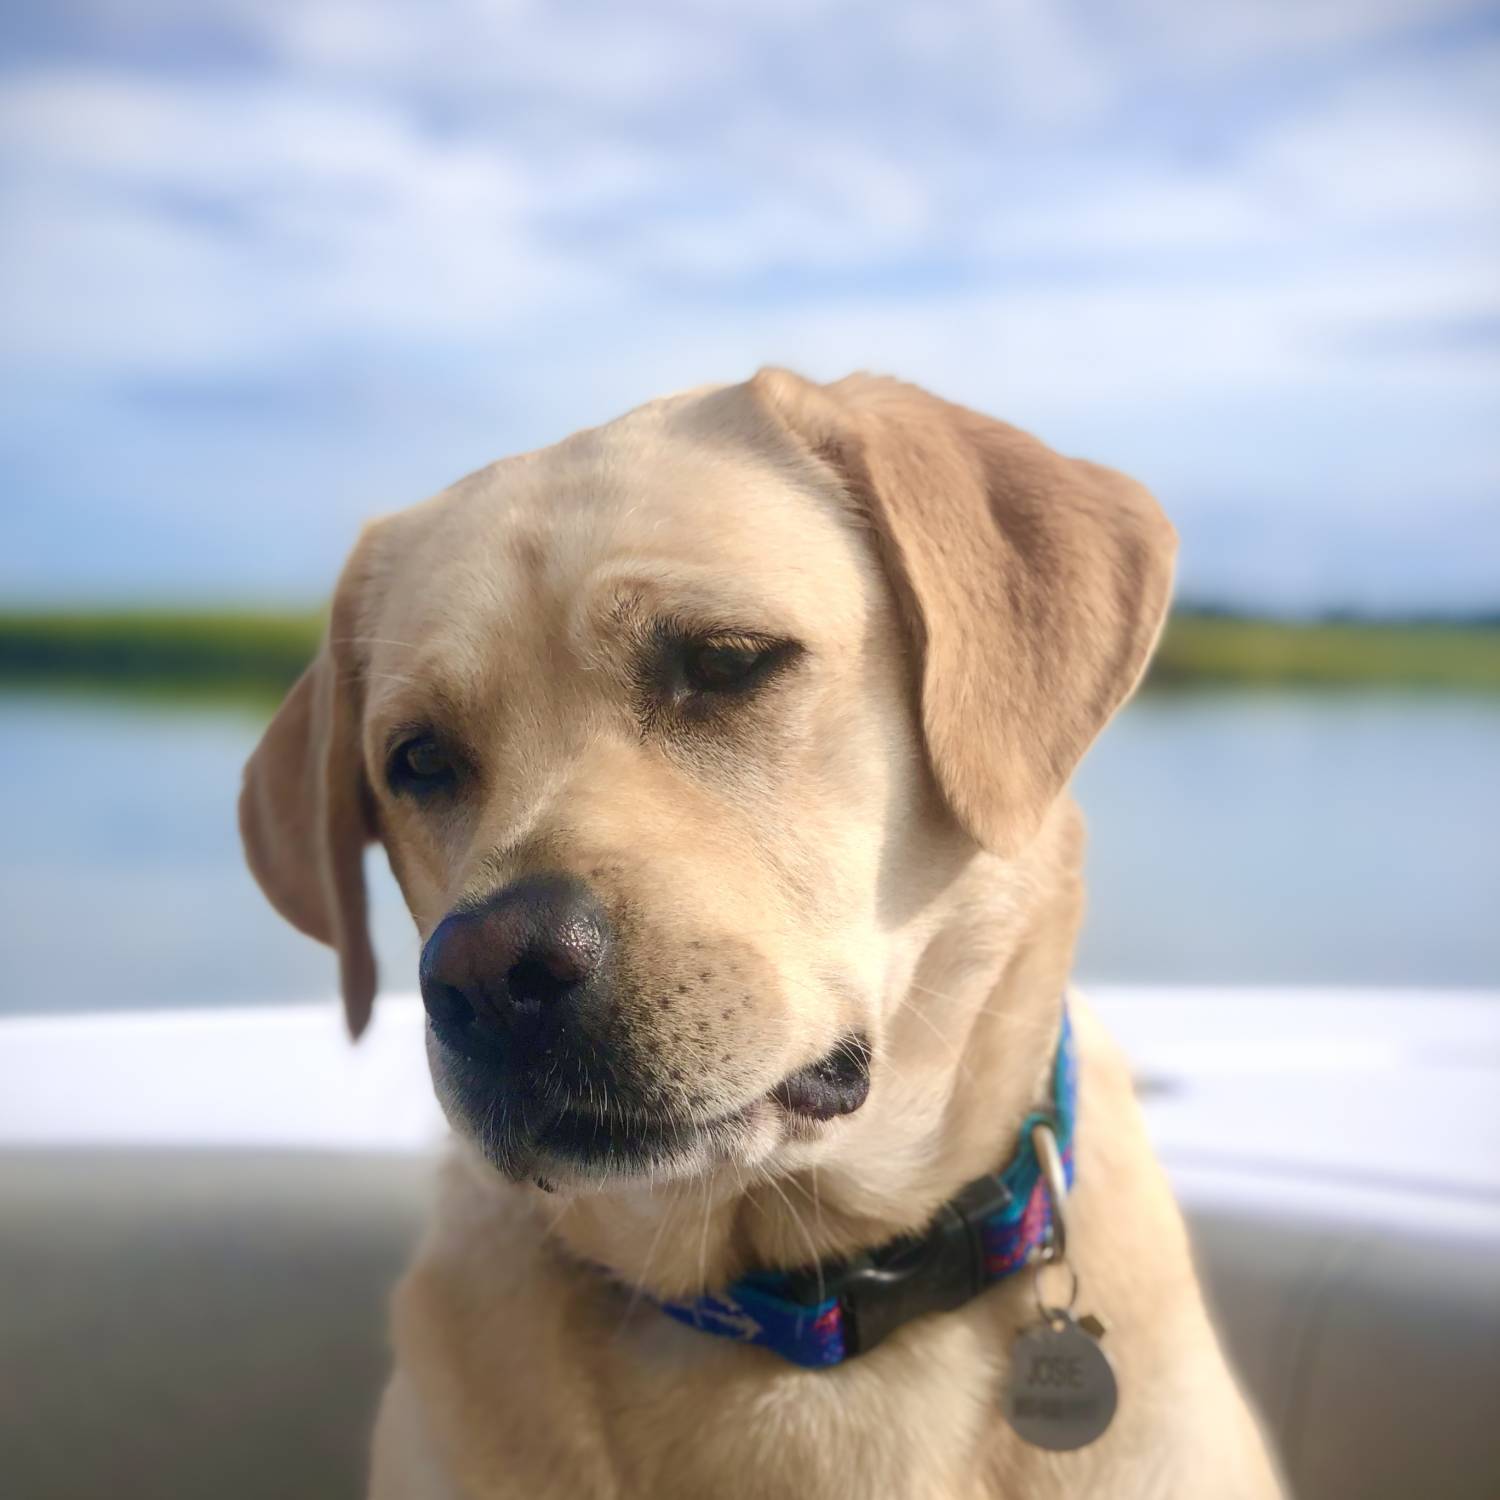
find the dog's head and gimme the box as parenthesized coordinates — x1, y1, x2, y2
(240, 371, 1174, 1188)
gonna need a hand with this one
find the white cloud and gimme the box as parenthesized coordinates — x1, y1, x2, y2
(1, 0, 1497, 606)
(0, 68, 626, 371)
(1250, 52, 1500, 229)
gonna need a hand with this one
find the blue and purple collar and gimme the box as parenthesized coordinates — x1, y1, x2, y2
(656, 1004, 1077, 1368)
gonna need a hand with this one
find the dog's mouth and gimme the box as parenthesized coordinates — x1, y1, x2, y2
(435, 1031, 873, 1183)
(527, 1097, 758, 1176)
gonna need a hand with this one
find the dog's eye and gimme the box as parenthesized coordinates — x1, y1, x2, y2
(639, 629, 803, 724)
(682, 639, 772, 693)
(388, 734, 457, 796)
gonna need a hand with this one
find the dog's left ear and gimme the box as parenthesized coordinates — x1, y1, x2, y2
(749, 368, 1177, 856)
(239, 531, 381, 1037)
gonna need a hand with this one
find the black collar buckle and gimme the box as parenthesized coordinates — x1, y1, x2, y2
(782, 1172, 1016, 1358)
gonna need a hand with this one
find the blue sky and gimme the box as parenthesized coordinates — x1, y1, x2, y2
(2, 0, 1497, 613)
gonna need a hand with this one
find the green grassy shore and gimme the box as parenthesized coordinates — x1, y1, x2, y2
(1149, 614, 1500, 691)
(1, 608, 1497, 698)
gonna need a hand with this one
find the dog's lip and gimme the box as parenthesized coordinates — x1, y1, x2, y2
(435, 1030, 872, 1180)
(530, 1094, 759, 1161)
(768, 1033, 873, 1121)
(532, 1035, 872, 1157)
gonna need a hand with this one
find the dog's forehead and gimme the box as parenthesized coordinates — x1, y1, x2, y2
(363, 403, 874, 709)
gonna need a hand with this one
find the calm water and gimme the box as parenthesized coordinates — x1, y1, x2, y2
(1, 689, 1496, 1016)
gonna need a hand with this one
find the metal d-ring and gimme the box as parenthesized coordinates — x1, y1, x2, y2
(1030, 1120, 1069, 1264)
(1029, 1120, 1077, 1326)
(1032, 1258, 1080, 1327)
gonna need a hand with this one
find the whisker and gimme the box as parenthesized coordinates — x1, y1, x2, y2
(758, 1169, 826, 1307)
(897, 994, 975, 1080)
(966, 1002, 1062, 1038)
(913, 979, 1062, 1028)
(331, 636, 423, 651)
(696, 1176, 714, 1298)
(612, 1187, 677, 1339)
(342, 670, 424, 687)
(777, 1170, 832, 1261)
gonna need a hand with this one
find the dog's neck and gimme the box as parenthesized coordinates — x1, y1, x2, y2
(530, 802, 1085, 1303)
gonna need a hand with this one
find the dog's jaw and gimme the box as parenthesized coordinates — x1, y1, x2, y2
(530, 809, 1082, 1305)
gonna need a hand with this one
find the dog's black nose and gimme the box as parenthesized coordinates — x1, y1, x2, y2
(420, 874, 610, 1039)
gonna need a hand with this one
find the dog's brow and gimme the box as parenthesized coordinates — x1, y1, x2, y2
(570, 564, 799, 656)
(365, 676, 469, 749)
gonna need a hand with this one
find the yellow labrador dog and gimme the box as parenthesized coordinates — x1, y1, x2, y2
(241, 371, 1281, 1499)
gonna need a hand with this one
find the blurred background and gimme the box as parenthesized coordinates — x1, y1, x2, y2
(1, 0, 1496, 1011)
(2, 9, 1499, 1499)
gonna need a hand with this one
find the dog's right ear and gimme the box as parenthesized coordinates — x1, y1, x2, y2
(239, 532, 381, 1038)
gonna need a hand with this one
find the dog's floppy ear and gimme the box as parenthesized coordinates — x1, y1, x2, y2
(751, 368, 1177, 856)
(239, 534, 380, 1037)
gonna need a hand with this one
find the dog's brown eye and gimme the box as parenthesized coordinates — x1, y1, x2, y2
(638, 629, 804, 723)
(682, 641, 768, 693)
(388, 734, 457, 796)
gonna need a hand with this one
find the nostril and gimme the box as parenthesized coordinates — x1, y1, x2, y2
(427, 981, 475, 1032)
(506, 955, 579, 1011)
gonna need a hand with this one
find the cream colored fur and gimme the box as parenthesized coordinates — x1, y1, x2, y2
(241, 370, 1283, 1499)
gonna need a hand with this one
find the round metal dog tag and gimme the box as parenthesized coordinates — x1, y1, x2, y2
(1003, 1315, 1117, 1451)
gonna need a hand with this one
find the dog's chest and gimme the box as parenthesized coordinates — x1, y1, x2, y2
(613, 1320, 1004, 1499)
(403, 1263, 1012, 1500)
(392, 1240, 1260, 1500)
